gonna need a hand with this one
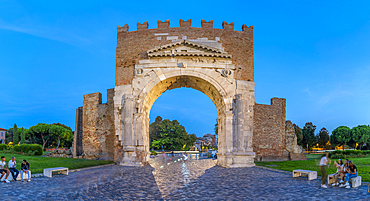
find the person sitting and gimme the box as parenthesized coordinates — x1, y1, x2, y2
(339, 161, 357, 188)
(0, 156, 11, 183)
(342, 159, 349, 182)
(20, 159, 31, 182)
(8, 156, 19, 181)
(332, 159, 344, 186)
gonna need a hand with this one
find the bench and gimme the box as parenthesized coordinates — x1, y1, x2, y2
(0, 170, 31, 181)
(43, 167, 68, 178)
(351, 176, 361, 188)
(293, 169, 317, 180)
(328, 173, 338, 185)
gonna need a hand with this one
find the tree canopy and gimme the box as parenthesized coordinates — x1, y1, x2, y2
(351, 125, 370, 150)
(301, 122, 317, 148)
(318, 127, 330, 147)
(149, 116, 197, 150)
(331, 126, 351, 150)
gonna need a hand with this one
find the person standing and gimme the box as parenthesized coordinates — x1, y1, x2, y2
(20, 160, 31, 182)
(319, 152, 330, 188)
(0, 156, 10, 183)
(8, 157, 19, 181)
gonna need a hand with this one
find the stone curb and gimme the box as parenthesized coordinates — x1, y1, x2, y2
(255, 165, 292, 174)
(255, 166, 370, 185)
(30, 163, 116, 178)
(68, 163, 116, 173)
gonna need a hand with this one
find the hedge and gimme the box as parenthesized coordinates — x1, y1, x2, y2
(329, 150, 370, 159)
(13, 144, 43, 156)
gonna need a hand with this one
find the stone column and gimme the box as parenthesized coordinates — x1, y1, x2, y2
(120, 94, 140, 166)
(217, 110, 235, 167)
(227, 80, 255, 167)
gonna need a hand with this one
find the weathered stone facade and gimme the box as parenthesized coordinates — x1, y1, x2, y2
(73, 19, 305, 167)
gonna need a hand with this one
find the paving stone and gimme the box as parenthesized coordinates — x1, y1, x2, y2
(0, 157, 369, 200)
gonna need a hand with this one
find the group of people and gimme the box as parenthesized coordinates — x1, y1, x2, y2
(0, 156, 31, 183)
(320, 153, 358, 188)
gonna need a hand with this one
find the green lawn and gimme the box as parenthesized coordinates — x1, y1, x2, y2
(0, 152, 114, 174)
(256, 154, 370, 182)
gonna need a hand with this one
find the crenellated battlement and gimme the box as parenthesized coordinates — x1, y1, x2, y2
(115, 19, 254, 86)
(117, 19, 253, 33)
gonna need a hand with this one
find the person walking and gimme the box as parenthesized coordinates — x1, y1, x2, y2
(171, 151, 174, 161)
(320, 152, 330, 188)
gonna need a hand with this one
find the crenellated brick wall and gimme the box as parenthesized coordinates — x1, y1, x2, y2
(253, 98, 289, 161)
(116, 19, 254, 86)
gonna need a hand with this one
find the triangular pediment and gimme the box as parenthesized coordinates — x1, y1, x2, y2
(147, 40, 231, 58)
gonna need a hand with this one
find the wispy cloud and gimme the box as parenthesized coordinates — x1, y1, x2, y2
(0, 18, 91, 45)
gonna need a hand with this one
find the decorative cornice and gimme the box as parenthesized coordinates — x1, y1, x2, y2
(147, 40, 231, 58)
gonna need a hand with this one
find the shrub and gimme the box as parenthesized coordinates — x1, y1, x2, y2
(362, 150, 370, 155)
(150, 150, 158, 156)
(13, 144, 42, 156)
(0, 144, 7, 151)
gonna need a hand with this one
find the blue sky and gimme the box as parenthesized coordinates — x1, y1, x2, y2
(0, 1, 369, 137)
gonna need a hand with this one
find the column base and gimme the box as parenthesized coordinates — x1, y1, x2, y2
(119, 149, 146, 167)
(217, 152, 255, 168)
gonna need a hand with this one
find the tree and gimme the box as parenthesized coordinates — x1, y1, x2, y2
(351, 125, 370, 150)
(149, 116, 163, 143)
(49, 125, 72, 150)
(301, 122, 317, 149)
(318, 127, 330, 148)
(214, 119, 218, 136)
(13, 124, 19, 145)
(149, 116, 197, 150)
(331, 126, 351, 150)
(28, 123, 50, 149)
(293, 123, 303, 146)
(50, 123, 73, 149)
(20, 128, 26, 144)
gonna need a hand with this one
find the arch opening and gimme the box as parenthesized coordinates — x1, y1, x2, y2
(133, 74, 230, 166)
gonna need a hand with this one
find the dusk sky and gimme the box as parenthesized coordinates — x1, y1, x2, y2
(1, 1, 369, 137)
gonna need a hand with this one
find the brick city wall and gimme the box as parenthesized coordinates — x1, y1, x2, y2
(116, 19, 254, 86)
(76, 89, 117, 160)
(253, 98, 288, 161)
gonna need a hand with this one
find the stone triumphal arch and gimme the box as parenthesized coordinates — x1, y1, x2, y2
(72, 19, 305, 168)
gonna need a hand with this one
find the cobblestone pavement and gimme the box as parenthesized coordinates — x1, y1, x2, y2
(0, 156, 369, 200)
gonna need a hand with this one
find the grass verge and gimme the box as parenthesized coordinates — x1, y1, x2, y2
(256, 154, 370, 182)
(0, 152, 114, 174)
